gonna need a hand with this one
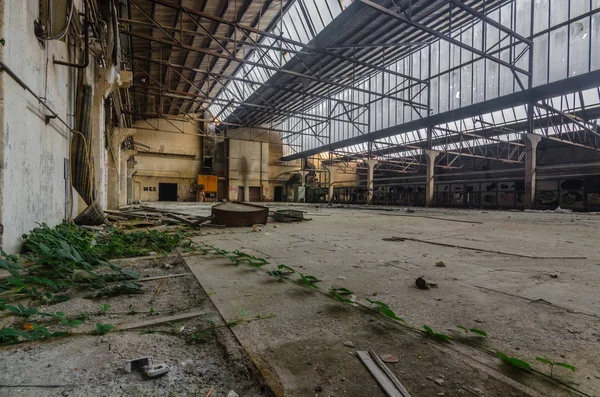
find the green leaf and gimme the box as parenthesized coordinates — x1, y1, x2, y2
(241, 309, 248, 317)
(535, 356, 552, 365)
(469, 328, 487, 337)
(380, 307, 404, 322)
(497, 351, 531, 370)
(457, 325, 468, 333)
(277, 264, 295, 273)
(365, 298, 390, 310)
(554, 362, 577, 372)
(330, 289, 357, 306)
(422, 325, 451, 341)
(332, 288, 353, 295)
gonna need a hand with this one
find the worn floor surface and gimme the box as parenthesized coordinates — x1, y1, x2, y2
(166, 202, 600, 397)
(0, 254, 273, 397)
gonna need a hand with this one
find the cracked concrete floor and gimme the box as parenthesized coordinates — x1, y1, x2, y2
(171, 203, 600, 397)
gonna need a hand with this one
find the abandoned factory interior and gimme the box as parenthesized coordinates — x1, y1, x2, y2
(0, 0, 599, 396)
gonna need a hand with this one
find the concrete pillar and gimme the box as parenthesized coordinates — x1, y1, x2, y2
(364, 160, 378, 205)
(423, 150, 439, 207)
(119, 150, 137, 207)
(326, 166, 336, 203)
(522, 133, 542, 209)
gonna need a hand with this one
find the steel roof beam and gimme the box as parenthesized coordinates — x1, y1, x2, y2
(135, 0, 427, 84)
(120, 28, 430, 109)
(358, 0, 530, 77)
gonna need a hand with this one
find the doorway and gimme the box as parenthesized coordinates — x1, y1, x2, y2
(274, 186, 283, 202)
(238, 186, 245, 202)
(159, 183, 178, 201)
(249, 187, 261, 202)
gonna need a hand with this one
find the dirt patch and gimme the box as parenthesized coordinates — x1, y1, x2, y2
(0, 254, 274, 397)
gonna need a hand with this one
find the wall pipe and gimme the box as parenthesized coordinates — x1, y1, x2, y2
(54, 4, 89, 69)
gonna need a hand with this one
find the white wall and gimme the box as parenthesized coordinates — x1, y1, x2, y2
(0, 0, 109, 253)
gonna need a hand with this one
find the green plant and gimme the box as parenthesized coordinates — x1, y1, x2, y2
(330, 288, 356, 306)
(457, 325, 487, 337)
(101, 303, 111, 313)
(3, 304, 53, 318)
(95, 322, 114, 335)
(267, 264, 295, 279)
(297, 272, 321, 290)
(496, 351, 531, 370)
(423, 325, 452, 342)
(365, 298, 404, 322)
(535, 356, 576, 377)
(168, 322, 184, 333)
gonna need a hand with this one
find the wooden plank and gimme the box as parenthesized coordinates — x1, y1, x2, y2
(368, 350, 412, 397)
(356, 351, 408, 397)
(115, 310, 206, 331)
(137, 273, 192, 282)
(165, 213, 197, 226)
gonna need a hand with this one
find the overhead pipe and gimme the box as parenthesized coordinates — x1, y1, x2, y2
(54, 3, 89, 69)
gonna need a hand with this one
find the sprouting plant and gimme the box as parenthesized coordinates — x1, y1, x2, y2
(3, 304, 53, 318)
(330, 288, 357, 306)
(496, 351, 531, 370)
(95, 322, 114, 335)
(365, 298, 404, 322)
(232, 251, 269, 268)
(54, 312, 83, 331)
(298, 272, 321, 290)
(127, 309, 137, 315)
(535, 356, 576, 377)
(149, 307, 156, 313)
(457, 325, 487, 337)
(168, 322, 184, 333)
(267, 264, 295, 279)
(101, 303, 111, 313)
(423, 325, 452, 342)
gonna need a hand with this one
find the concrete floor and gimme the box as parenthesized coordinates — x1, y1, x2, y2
(164, 202, 600, 397)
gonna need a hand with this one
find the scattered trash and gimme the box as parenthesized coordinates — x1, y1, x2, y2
(434, 378, 445, 386)
(337, 276, 347, 280)
(343, 341, 355, 347)
(125, 356, 152, 373)
(379, 353, 399, 363)
(252, 224, 262, 232)
(144, 363, 170, 378)
(272, 209, 312, 222)
(435, 261, 446, 267)
(415, 276, 437, 289)
(550, 272, 558, 278)
(125, 356, 169, 378)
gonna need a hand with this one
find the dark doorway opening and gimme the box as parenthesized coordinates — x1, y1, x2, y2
(238, 186, 245, 202)
(274, 186, 283, 202)
(159, 183, 178, 201)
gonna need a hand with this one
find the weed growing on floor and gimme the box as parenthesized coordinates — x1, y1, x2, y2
(365, 298, 404, 321)
(457, 325, 488, 337)
(423, 325, 453, 342)
(297, 272, 321, 290)
(330, 288, 357, 306)
(94, 322, 114, 335)
(183, 240, 595, 397)
(535, 356, 577, 378)
(496, 351, 531, 370)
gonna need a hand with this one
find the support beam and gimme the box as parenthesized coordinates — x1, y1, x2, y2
(521, 133, 542, 209)
(423, 149, 439, 207)
(364, 159, 378, 205)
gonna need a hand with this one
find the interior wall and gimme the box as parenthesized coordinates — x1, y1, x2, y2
(0, 0, 106, 253)
(130, 118, 203, 202)
(227, 128, 300, 201)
